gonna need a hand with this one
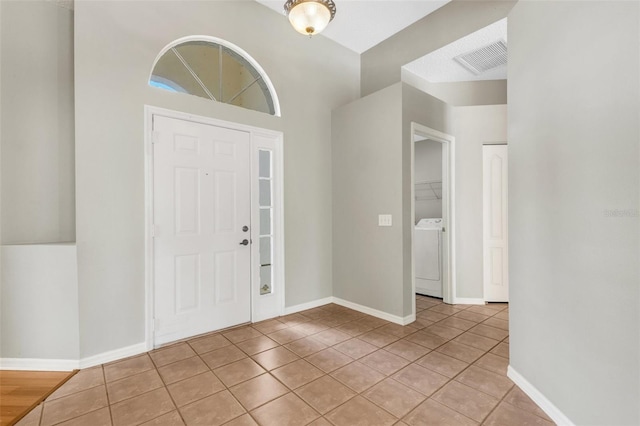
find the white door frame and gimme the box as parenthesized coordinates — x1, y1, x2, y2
(144, 105, 285, 350)
(410, 122, 456, 306)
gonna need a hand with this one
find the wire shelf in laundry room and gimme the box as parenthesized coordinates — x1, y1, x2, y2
(415, 180, 442, 201)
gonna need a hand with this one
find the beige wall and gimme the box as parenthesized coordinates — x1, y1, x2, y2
(508, 1, 639, 424)
(332, 83, 506, 317)
(332, 83, 454, 318)
(0, 1, 75, 244)
(332, 83, 405, 316)
(1, 244, 79, 360)
(75, 0, 360, 357)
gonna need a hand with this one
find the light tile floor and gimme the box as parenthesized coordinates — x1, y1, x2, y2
(17, 296, 554, 426)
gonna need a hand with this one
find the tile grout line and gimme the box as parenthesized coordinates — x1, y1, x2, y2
(146, 351, 187, 425)
(478, 381, 516, 425)
(102, 365, 114, 426)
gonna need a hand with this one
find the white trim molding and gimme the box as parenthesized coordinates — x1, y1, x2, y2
(332, 297, 415, 326)
(453, 297, 485, 305)
(284, 296, 417, 325)
(1, 342, 149, 371)
(410, 123, 457, 308)
(283, 297, 333, 315)
(0, 358, 78, 372)
(507, 365, 576, 426)
(1, 292, 428, 373)
(79, 342, 148, 369)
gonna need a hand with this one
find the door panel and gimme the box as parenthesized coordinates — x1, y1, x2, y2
(153, 115, 251, 345)
(483, 145, 509, 302)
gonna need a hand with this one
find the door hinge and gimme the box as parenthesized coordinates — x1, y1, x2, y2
(152, 130, 160, 144)
(151, 224, 157, 238)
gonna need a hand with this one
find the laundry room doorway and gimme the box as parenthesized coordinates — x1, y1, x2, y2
(411, 123, 456, 304)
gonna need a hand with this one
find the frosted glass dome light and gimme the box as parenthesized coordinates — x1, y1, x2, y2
(284, 0, 337, 36)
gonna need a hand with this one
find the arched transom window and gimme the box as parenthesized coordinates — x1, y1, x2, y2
(150, 36, 280, 116)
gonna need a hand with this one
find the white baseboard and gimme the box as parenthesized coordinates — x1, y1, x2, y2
(332, 297, 414, 326)
(79, 342, 147, 369)
(283, 297, 333, 315)
(453, 297, 485, 305)
(507, 365, 575, 426)
(0, 294, 428, 372)
(0, 358, 78, 371)
(284, 296, 417, 326)
(1, 342, 153, 371)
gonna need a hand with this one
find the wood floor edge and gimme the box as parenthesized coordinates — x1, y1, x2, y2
(5, 369, 79, 426)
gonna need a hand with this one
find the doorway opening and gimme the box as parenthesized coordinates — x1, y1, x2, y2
(411, 123, 455, 305)
(144, 106, 284, 349)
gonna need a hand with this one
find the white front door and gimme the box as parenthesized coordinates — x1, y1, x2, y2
(153, 115, 251, 345)
(483, 144, 509, 302)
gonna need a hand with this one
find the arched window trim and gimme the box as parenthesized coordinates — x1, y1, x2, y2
(149, 35, 281, 117)
(149, 75, 188, 93)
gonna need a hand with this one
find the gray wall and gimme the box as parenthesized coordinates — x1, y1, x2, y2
(0, 0, 3, 255)
(361, 0, 516, 96)
(508, 2, 639, 424)
(332, 84, 456, 319)
(452, 105, 507, 299)
(402, 69, 507, 107)
(414, 140, 443, 220)
(75, 1, 360, 357)
(0, 1, 75, 244)
(332, 84, 404, 316)
(1, 244, 80, 360)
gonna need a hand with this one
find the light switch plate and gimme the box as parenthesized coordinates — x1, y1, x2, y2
(378, 214, 392, 227)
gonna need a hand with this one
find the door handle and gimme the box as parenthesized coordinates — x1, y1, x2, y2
(239, 239, 249, 246)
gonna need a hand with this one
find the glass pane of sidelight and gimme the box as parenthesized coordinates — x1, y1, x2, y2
(259, 150, 271, 178)
(260, 209, 271, 236)
(260, 265, 272, 295)
(260, 236, 271, 266)
(259, 180, 271, 207)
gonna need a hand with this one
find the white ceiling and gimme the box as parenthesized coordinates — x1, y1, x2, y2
(403, 18, 508, 83)
(256, 0, 451, 54)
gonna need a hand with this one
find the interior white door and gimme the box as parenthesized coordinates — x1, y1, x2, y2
(153, 115, 251, 345)
(483, 144, 509, 302)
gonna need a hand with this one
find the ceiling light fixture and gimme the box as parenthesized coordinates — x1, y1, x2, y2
(284, 0, 337, 36)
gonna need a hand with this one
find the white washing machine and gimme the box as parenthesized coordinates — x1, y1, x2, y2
(415, 218, 443, 298)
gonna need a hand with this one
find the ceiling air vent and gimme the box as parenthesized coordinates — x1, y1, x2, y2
(454, 40, 507, 75)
